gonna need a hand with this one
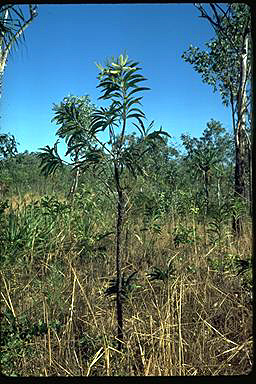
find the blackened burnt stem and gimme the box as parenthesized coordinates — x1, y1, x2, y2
(114, 161, 124, 350)
(114, 65, 127, 350)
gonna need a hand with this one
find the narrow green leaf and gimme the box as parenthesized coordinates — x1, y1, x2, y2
(127, 107, 145, 115)
(125, 97, 143, 109)
(126, 112, 145, 120)
(127, 87, 150, 98)
(127, 78, 148, 88)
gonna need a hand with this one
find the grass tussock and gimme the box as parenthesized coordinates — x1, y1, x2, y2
(0, 193, 253, 376)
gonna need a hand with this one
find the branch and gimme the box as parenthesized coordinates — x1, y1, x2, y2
(0, 5, 38, 72)
(71, 109, 113, 157)
(194, 3, 245, 56)
(209, 3, 221, 29)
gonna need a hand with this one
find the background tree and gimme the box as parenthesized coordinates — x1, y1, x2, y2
(0, 132, 19, 192)
(181, 119, 233, 216)
(0, 4, 38, 98)
(182, 3, 251, 235)
(51, 94, 95, 198)
(0, 132, 18, 161)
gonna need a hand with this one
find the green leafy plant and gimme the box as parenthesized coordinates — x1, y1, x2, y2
(38, 52, 169, 350)
(207, 203, 230, 246)
(173, 224, 194, 247)
(105, 271, 139, 301)
(0, 309, 53, 376)
(231, 196, 248, 234)
(147, 262, 175, 282)
(0, 211, 28, 263)
(207, 252, 243, 274)
(0, 198, 9, 214)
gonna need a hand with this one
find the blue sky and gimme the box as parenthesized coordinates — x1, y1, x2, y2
(1, 3, 232, 159)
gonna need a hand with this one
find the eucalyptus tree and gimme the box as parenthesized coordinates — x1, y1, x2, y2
(38, 53, 169, 350)
(0, 4, 38, 98)
(182, 3, 251, 235)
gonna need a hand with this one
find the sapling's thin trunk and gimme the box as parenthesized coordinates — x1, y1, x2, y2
(114, 163, 124, 351)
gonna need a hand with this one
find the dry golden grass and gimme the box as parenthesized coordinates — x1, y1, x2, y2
(6, 193, 37, 211)
(1, 213, 252, 376)
(6, 192, 67, 212)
